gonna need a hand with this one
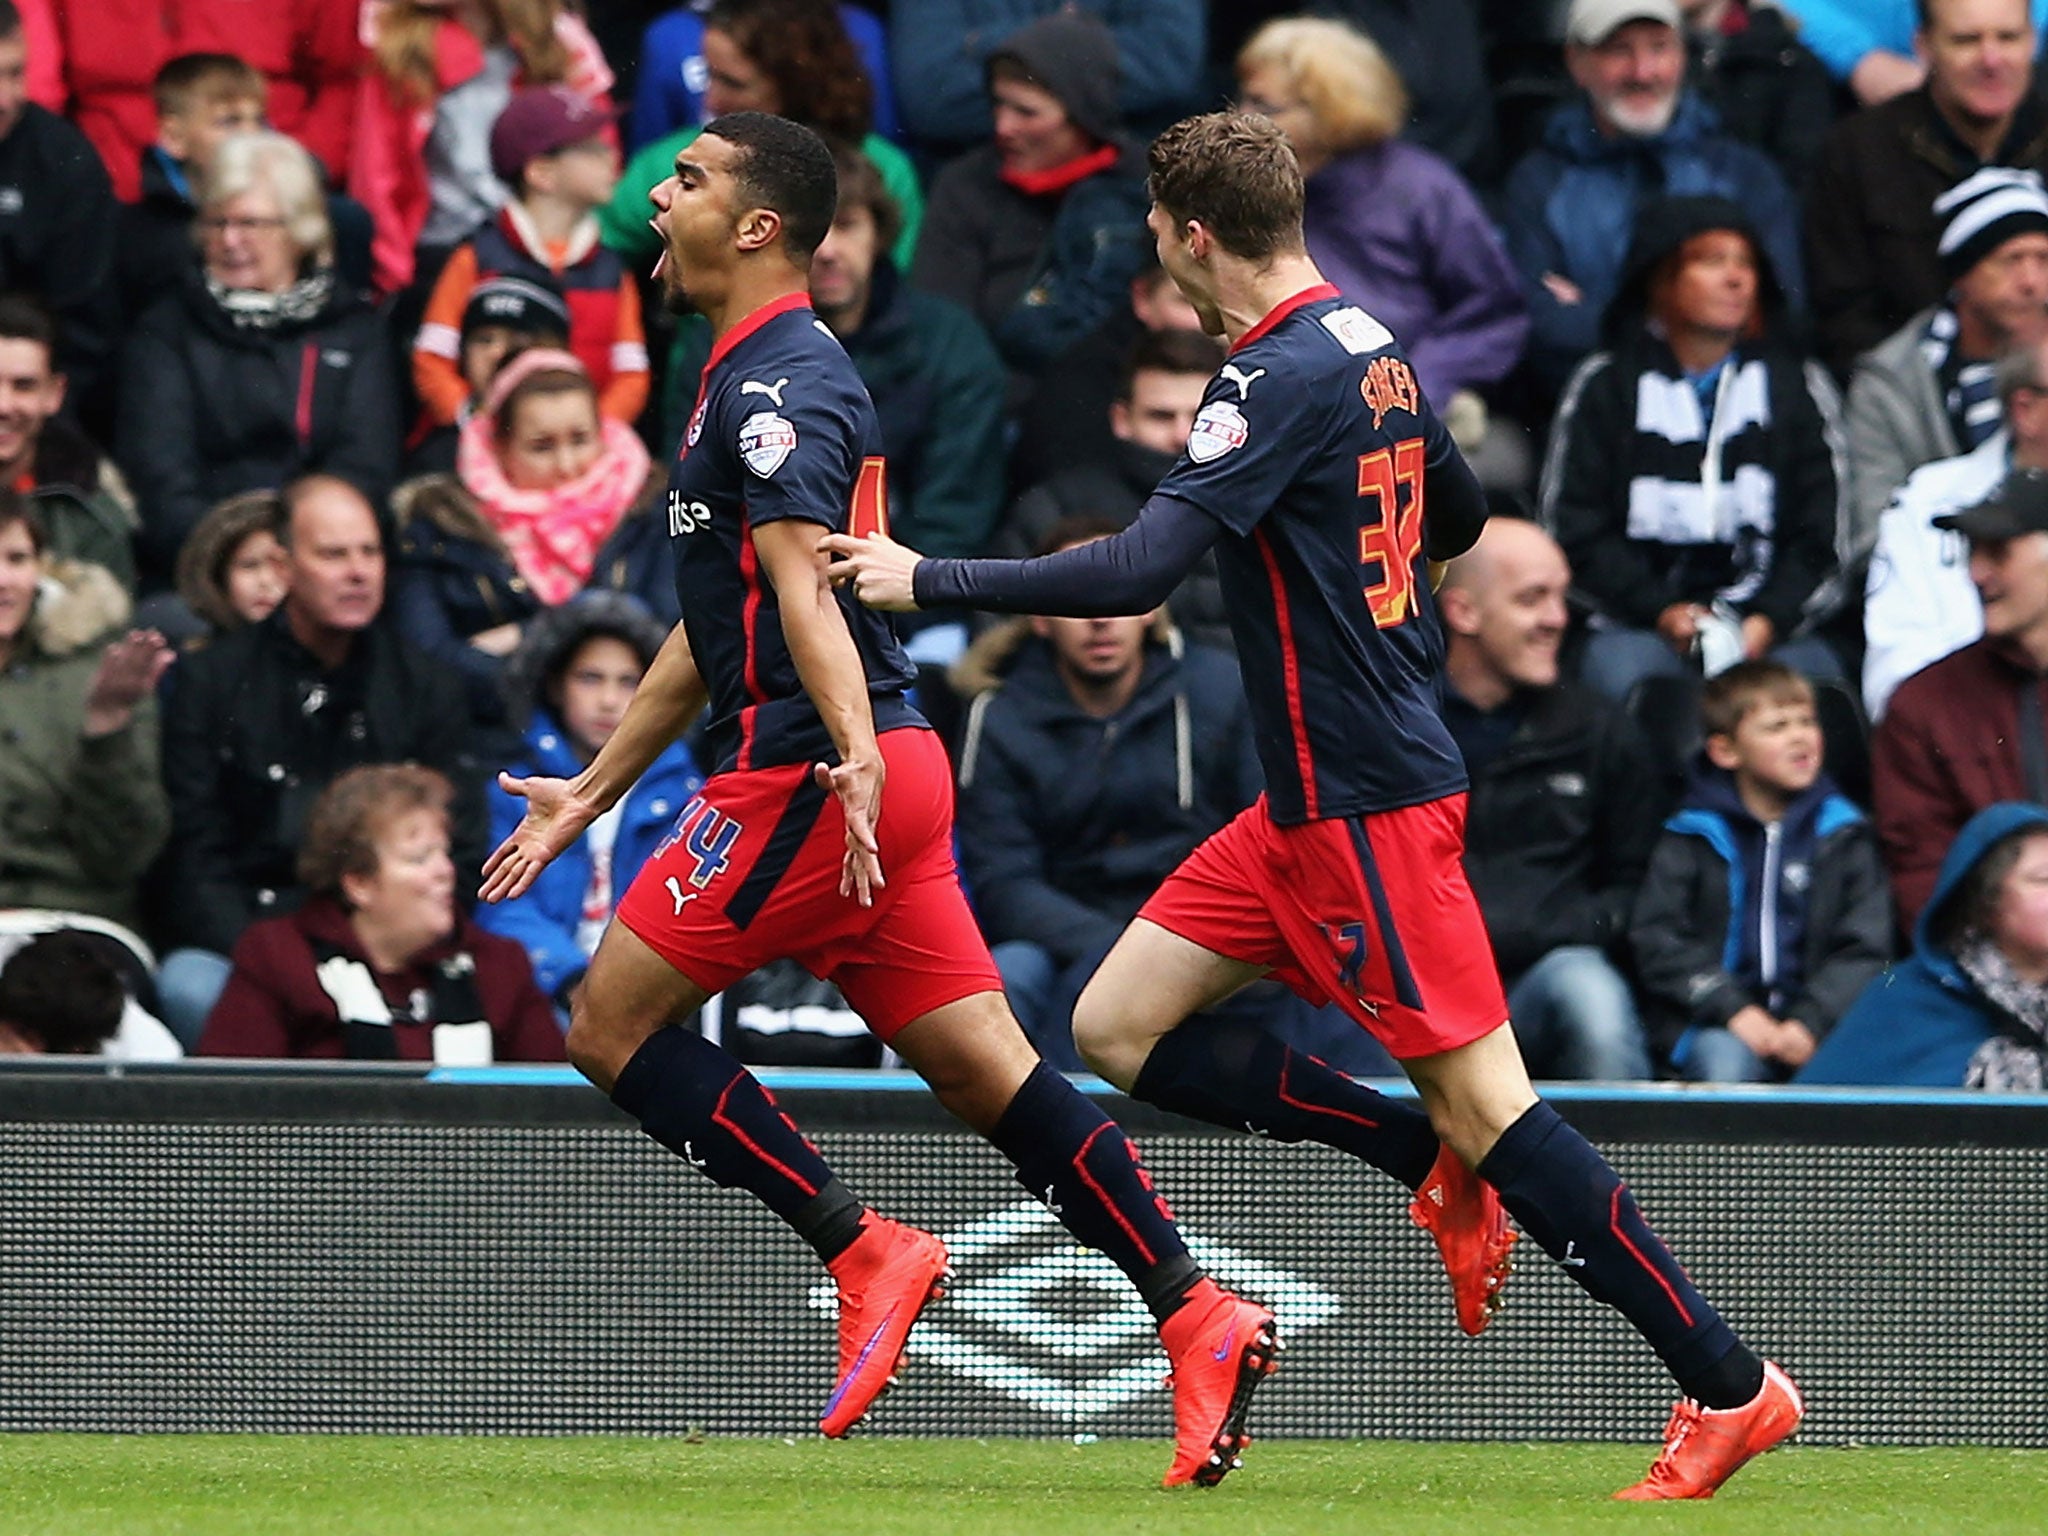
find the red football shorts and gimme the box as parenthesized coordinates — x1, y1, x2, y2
(615, 726, 1002, 1040)
(1139, 792, 1510, 1059)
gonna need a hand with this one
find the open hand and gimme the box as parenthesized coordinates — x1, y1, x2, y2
(819, 530, 922, 612)
(479, 772, 600, 903)
(83, 629, 175, 738)
(814, 756, 884, 907)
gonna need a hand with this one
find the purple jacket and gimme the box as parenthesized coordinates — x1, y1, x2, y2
(1302, 140, 1528, 406)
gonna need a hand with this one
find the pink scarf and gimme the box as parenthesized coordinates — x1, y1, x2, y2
(458, 350, 652, 604)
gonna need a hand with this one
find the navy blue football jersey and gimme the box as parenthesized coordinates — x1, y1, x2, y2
(668, 293, 921, 774)
(1151, 284, 1468, 823)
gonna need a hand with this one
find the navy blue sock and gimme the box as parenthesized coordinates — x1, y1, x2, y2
(1130, 1014, 1441, 1191)
(1478, 1102, 1764, 1408)
(988, 1062, 1201, 1324)
(611, 1025, 858, 1256)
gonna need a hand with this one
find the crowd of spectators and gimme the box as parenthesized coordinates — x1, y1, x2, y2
(5, 0, 2048, 1091)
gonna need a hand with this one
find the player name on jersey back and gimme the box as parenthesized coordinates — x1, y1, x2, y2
(1152, 285, 1469, 824)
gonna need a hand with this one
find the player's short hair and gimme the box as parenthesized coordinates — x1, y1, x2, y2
(0, 2, 20, 42)
(154, 52, 269, 119)
(1148, 111, 1305, 262)
(1037, 514, 1126, 557)
(702, 111, 838, 264)
(197, 129, 333, 268)
(298, 764, 454, 905)
(1118, 326, 1224, 399)
(1236, 17, 1408, 153)
(0, 292, 56, 364)
(0, 487, 47, 555)
(0, 932, 125, 1055)
(829, 141, 902, 257)
(1700, 658, 1813, 740)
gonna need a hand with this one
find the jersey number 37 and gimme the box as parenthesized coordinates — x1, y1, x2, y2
(1356, 437, 1425, 630)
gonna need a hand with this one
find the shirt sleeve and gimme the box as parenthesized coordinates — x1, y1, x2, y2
(1149, 365, 1326, 538)
(914, 494, 1228, 615)
(733, 376, 860, 532)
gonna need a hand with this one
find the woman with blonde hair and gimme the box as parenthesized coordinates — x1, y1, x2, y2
(116, 130, 400, 585)
(1236, 15, 1527, 477)
(198, 764, 565, 1062)
(352, 0, 616, 295)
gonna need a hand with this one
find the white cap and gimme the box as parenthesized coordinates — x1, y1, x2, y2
(1566, 0, 1683, 47)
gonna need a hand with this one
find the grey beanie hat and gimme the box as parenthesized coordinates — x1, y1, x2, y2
(986, 10, 1122, 146)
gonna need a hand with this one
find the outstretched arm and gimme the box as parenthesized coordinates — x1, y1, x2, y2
(752, 517, 889, 907)
(480, 622, 709, 903)
(824, 493, 1227, 617)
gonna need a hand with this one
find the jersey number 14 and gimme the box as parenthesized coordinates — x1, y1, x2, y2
(1356, 437, 1425, 629)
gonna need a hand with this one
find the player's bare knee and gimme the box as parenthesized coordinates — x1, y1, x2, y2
(564, 992, 653, 1094)
(1070, 988, 1140, 1087)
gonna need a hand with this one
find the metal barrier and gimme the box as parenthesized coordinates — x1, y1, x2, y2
(3, 1062, 2043, 1444)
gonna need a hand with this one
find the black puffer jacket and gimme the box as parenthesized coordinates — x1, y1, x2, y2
(160, 611, 483, 955)
(950, 617, 1261, 963)
(1445, 680, 1663, 984)
(116, 269, 401, 582)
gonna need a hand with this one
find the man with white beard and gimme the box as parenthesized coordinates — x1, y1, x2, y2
(1501, 0, 1806, 392)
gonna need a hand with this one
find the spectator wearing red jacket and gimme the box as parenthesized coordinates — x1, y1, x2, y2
(46, 0, 363, 200)
(350, 0, 614, 297)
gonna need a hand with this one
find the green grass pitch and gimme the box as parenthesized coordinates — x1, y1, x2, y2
(2, 1436, 2043, 1535)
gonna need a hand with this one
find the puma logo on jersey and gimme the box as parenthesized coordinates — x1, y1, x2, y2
(1219, 363, 1266, 399)
(665, 876, 699, 915)
(740, 376, 791, 406)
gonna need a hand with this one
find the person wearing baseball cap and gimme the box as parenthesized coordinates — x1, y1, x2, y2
(1876, 460, 2048, 929)
(412, 86, 647, 438)
(1502, 0, 1804, 392)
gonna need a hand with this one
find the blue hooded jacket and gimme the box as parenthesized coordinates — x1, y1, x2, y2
(1502, 92, 1806, 387)
(1798, 802, 2048, 1086)
(473, 711, 704, 1002)
(1630, 760, 1890, 1064)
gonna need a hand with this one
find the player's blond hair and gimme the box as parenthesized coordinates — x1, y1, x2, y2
(1236, 16, 1410, 153)
(1148, 112, 1305, 262)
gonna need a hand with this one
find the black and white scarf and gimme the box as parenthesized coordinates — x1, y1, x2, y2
(206, 267, 334, 331)
(1618, 342, 1783, 609)
(1953, 937, 2048, 1091)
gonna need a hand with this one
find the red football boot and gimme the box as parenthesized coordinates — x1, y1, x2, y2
(1408, 1142, 1517, 1335)
(819, 1216, 950, 1438)
(1613, 1360, 1806, 1500)
(1158, 1280, 1281, 1488)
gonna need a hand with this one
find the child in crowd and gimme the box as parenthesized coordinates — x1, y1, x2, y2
(122, 53, 373, 316)
(477, 593, 701, 1016)
(412, 85, 646, 429)
(1629, 661, 1892, 1081)
(168, 490, 289, 645)
(351, 0, 615, 296)
(406, 271, 571, 476)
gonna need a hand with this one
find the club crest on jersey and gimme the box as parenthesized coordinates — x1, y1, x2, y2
(739, 410, 797, 477)
(1186, 399, 1249, 464)
(1360, 355, 1420, 430)
(684, 398, 707, 451)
